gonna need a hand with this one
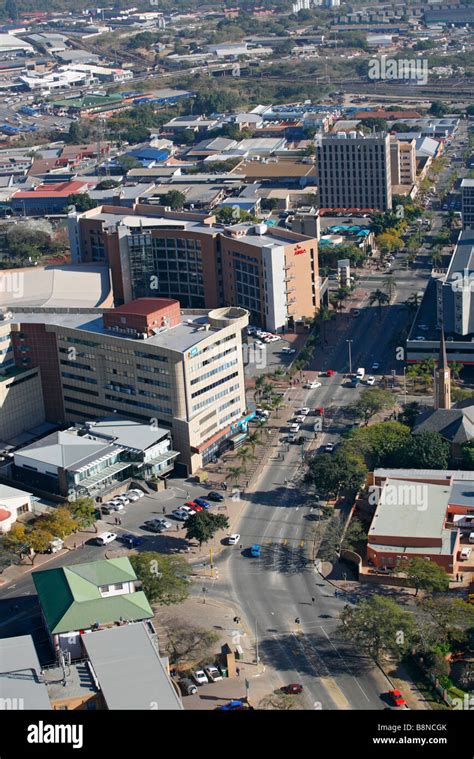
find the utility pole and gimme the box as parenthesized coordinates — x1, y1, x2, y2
(346, 339, 353, 374)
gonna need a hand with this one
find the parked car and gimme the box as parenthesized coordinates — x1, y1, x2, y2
(48, 537, 64, 554)
(325, 443, 335, 453)
(281, 683, 304, 695)
(128, 489, 144, 499)
(225, 533, 241, 545)
(250, 544, 261, 557)
(289, 423, 300, 433)
(297, 408, 310, 416)
(182, 505, 196, 515)
(194, 498, 211, 509)
(119, 533, 143, 548)
(179, 678, 198, 696)
(192, 669, 209, 685)
(325, 369, 335, 377)
(304, 381, 321, 389)
(172, 508, 190, 521)
(102, 502, 119, 514)
(387, 689, 406, 708)
(366, 376, 375, 386)
(460, 547, 472, 561)
(126, 492, 141, 502)
(207, 491, 224, 502)
(294, 415, 306, 424)
(204, 665, 222, 682)
(216, 700, 248, 710)
(281, 347, 296, 355)
(115, 496, 129, 506)
(288, 433, 299, 443)
(314, 407, 324, 416)
(144, 519, 172, 533)
(95, 532, 117, 546)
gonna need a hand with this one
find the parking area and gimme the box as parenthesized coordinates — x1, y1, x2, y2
(243, 332, 303, 379)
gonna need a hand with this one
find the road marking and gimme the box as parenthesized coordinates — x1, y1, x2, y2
(320, 677, 351, 709)
(320, 626, 371, 702)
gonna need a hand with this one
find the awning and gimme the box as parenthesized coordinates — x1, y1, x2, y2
(144, 450, 180, 467)
(75, 461, 132, 489)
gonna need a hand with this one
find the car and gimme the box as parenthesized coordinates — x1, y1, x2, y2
(325, 443, 335, 453)
(250, 544, 261, 557)
(216, 700, 248, 710)
(366, 376, 375, 386)
(185, 501, 198, 509)
(314, 407, 324, 416)
(388, 689, 407, 708)
(128, 489, 144, 498)
(226, 533, 241, 545)
(204, 665, 222, 682)
(460, 547, 472, 560)
(325, 369, 335, 377)
(305, 381, 321, 389)
(289, 423, 300, 433)
(281, 346, 296, 355)
(192, 669, 209, 685)
(144, 519, 172, 533)
(281, 683, 304, 695)
(126, 492, 140, 502)
(269, 334, 281, 341)
(194, 498, 211, 509)
(102, 502, 119, 514)
(95, 532, 117, 546)
(179, 677, 198, 696)
(294, 415, 306, 424)
(207, 491, 224, 502)
(288, 433, 299, 443)
(193, 504, 204, 512)
(111, 501, 125, 511)
(115, 496, 129, 506)
(297, 408, 310, 416)
(254, 339, 264, 347)
(256, 408, 270, 418)
(172, 509, 190, 521)
(119, 533, 144, 548)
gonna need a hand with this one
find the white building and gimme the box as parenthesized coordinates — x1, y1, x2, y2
(0, 483, 32, 534)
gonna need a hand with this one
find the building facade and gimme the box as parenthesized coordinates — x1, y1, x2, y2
(461, 178, 474, 230)
(316, 131, 392, 211)
(9, 299, 249, 474)
(68, 205, 320, 332)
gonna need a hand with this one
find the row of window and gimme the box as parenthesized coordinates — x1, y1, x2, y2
(192, 383, 240, 413)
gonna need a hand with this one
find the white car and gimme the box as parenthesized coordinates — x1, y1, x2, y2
(325, 443, 335, 453)
(129, 489, 144, 498)
(112, 502, 125, 511)
(192, 669, 209, 685)
(182, 505, 196, 516)
(366, 376, 375, 386)
(204, 665, 222, 682)
(172, 508, 189, 521)
(126, 493, 140, 502)
(269, 334, 281, 341)
(305, 381, 321, 389)
(294, 415, 306, 424)
(290, 423, 300, 433)
(460, 547, 472, 561)
(226, 533, 241, 545)
(96, 532, 117, 546)
(298, 408, 310, 416)
(281, 347, 296, 355)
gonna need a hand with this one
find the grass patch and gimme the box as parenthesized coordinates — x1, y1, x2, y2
(403, 658, 450, 711)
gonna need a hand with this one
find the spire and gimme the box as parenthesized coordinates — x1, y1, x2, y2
(439, 327, 448, 371)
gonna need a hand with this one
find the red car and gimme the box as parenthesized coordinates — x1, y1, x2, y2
(388, 689, 406, 707)
(314, 407, 324, 416)
(326, 369, 335, 377)
(185, 501, 203, 512)
(281, 683, 304, 695)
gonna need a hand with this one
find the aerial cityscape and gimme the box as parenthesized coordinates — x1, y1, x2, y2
(0, 0, 472, 749)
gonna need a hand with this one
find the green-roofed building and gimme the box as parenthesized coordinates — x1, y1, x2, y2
(51, 93, 126, 117)
(33, 557, 153, 659)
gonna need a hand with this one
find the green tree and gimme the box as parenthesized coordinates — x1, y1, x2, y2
(159, 190, 186, 210)
(69, 497, 98, 533)
(5, 0, 18, 20)
(226, 466, 243, 485)
(306, 449, 367, 498)
(390, 431, 450, 470)
(382, 274, 397, 302)
(68, 193, 98, 212)
(95, 179, 120, 190)
(398, 557, 450, 596)
(28, 528, 54, 563)
(165, 620, 219, 665)
(368, 288, 390, 319)
(41, 507, 77, 539)
(130, 552, 190, 605)
(353, 388, 395, 425)
(419, 596, 474, 647)
(185, 510, 230, 547)
(3, 523, 29, 556)
(343, 421, 410, 469)
(429, 100, 448, 117)
(338, 595, 416, 662)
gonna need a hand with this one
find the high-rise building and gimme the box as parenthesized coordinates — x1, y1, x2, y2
(68, 205, 320, 332)
(390, 138, 416, 188)
(9, 299, 250, 474)
(461, 178, 474, 230)
(316, 132, 392, 212)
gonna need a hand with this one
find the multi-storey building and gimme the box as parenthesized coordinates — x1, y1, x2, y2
(461, 178, 474, 230)
(316, 131, 392, 212)
(9, 298, 249, 474)
(390, 138, 416, 188)
(68, 205, 320, 332)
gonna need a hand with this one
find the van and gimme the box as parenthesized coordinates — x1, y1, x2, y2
(178, 677, 197, 696)
(356, 368, 365, 380)
(96, 532, 117, 546)
(48, 537, 64, 553)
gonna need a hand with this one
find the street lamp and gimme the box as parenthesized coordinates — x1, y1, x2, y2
(403, 366, 407, 406)
(346, 339, 353, 375)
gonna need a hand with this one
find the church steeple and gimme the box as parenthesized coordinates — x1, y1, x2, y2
(434, 328, 451, 409)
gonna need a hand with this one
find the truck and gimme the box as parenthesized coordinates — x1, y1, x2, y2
(356, 368, 365, 380)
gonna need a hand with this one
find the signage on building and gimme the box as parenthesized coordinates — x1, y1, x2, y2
(294, 246, 305, 256)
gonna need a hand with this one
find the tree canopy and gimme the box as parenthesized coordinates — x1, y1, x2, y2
(130, 552, 191, 605)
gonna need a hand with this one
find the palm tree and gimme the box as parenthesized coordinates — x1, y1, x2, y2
(382, 274, 397, 303)
(237, 447, 255, 471)
(226, 466, 243, 486)
(246, 431, 261, 453)
(254, 375, 266, 403)
(404, 292, 421, 315)
(369, 288, 390, 319)
(271, 395, 285, 418)
(450, 362, 463, 381)
(262, 382, 274, 401)
(429, 246, 443, 267)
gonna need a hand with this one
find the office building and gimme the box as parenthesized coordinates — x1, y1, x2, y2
(390, 138, 416, 188)
(9, 298, 249, 474)
(68, 205, 320, 332)
(316, 132, 392, 211)
(461, 178, 474, 230)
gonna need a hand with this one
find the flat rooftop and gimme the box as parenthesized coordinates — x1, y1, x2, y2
(0, 635, 51, 710)
(446, 229, 474, 281)
(0, 264, 111, 309)
(369, 479, 450, 540)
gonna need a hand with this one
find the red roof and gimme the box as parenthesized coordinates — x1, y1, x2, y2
(13, 181, 87, 199)
(0, 508, 12, 522)
(110, 298, 180, 316)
